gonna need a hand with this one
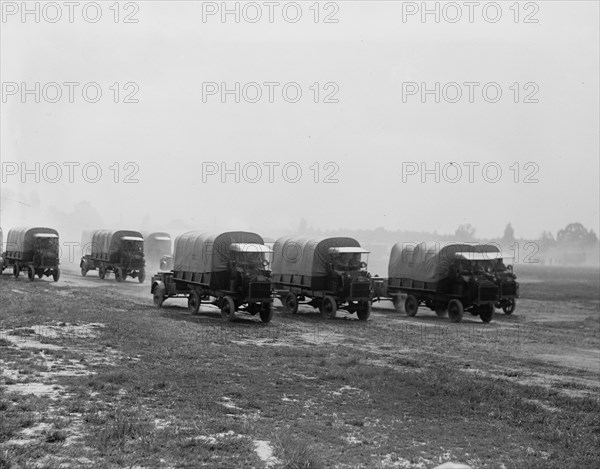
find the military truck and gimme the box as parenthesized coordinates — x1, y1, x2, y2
(150, 231, 274, 323)
(272, 236, 372, 320)
(3, 227, 60, 281)
(141, 232, 172, 272)
(385, 242, 502, 323)
(80, 230, 145, 283)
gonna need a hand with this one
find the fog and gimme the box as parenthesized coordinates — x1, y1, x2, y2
(1, 1, 599, 271)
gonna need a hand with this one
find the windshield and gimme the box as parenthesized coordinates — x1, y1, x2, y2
(231, 250, 269, 269)
(37, 237, 59, 255)
(456, 259, 500, 274)
(122, 240, 144, 254)
(331, 252, 368, 271)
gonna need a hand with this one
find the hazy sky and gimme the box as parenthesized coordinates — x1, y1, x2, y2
(1, 1, 599, 240)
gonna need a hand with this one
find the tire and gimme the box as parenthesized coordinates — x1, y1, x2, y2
(52, 268, 60, 282)
(138, 269, 146, 284)
(153, 285, 166, 308)
(115, 267, 124, 282)
(13, 264, 19, 278)
(435, 307, 448, 318)
(448, 299, 464, 323)
(80, 264, 87, 277)
(37, 270, 43, 279)
(259, 302, 273, 323)
(282, 292, 299, 314)
(99, 267, 106, 280)
(404, 295, 419, 317)
(188, 290, 201, 315)
(502, 299, 516, 315)
(356, 300, 371, 321)
(479, 304, 494, 323)
(221, 296, 236, 322)
(28, 266, 35, 282)
(320, 295, 337, 319)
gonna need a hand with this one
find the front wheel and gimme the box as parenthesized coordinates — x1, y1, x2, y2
(115, 267, 124, 282)
(188, 290, 201, 314)
(99, 267, 106, 280)
(259, 302, 273, 323)
(52, 268, 60, 282)
(448, 299, 464, 323)
(282, 292, 299, 314)
(13, 264, 19, 278)
(405, 295, 419, 317)
(153, 285, 166, 307)
(138, 269, 146, 284)
(81, 264, 87, 277)
(320, 295, 337, 319)
(28, 266, 35, 282)
(356, 300, 371, 321)
(221, 296, 236, 322)
(502, 299, 516, 315)
(479, 304, 494, 323)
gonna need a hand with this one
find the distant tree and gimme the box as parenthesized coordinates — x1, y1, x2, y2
(455, 224, 476, 241)
(538, 230, 556, 251)
(502, 223, 515, 244)
(557, 223, 598, 246)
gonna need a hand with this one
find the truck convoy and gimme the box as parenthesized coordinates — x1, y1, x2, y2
(80, 230, 146, 283)
(379, 242, 515, 323)
(151, 231, 274, 322)
(1, 227, 60, 282)
(271, 236, 372, 320)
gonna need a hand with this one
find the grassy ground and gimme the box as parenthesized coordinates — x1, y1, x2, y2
(1, 267, 599, 468)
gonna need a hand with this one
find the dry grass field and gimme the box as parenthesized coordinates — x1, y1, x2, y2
(1, 264, 599, 468)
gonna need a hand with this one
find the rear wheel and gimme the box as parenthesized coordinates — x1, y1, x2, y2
(188, 290, 201, 314)
(479, 304, 494, 323)
(138, 269, 146, 284)
(356, 300, 371, 321)
(502, 299, 516, 315)
(221, 296, 236, 322)
(13, 264, 19, 278)
(320, 296, 337, 319)
(448, 299, 464, 323)
(405, 295, 419, 317)
(153, 285, 166, 307)
(52, 268, 60, 282)
(282, 292, 299, 314)
(259, 302, 273, 323)
(28, 266, 35, 282)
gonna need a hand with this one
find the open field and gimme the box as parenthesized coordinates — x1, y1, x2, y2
(1, 265, 599, 468)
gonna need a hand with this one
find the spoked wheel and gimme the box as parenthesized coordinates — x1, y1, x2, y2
(320, 295, 337, 319)
(479, 303, 494, 323)
(448, 299, 464, 323)
(153, 285, 166, 307)
(13, 264, 20, 278)
(138, 269, 146, 284)
(188, 290, 201, 315)
(282, 292, 299, 314)
(52, 268, 60, 282)
(259, 302, 273, 323)
(356, 300, 371, 321)
(221, 295, 236, 322)
(435, 307, 448, 318)
(28, 266, 35, 282)
(404, 295, 419, 317)
(502, 299, 516, 315)
(115, 267, 124, 282)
